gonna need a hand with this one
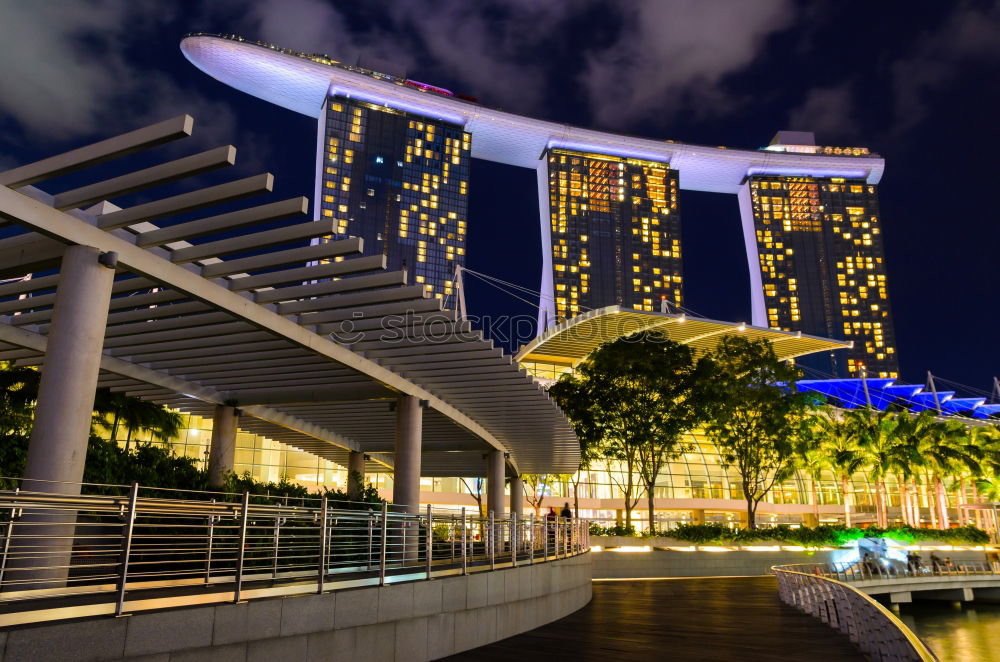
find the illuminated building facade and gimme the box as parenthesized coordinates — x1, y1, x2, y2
(316, 95, 471, 302)
(741, 169, 899, 377)
(544, 149, 681, 322)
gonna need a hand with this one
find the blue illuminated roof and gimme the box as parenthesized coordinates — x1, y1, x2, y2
(790, 378, 998, 421)
(973, 404, 1000, 419)
(941, 398, 986, 415)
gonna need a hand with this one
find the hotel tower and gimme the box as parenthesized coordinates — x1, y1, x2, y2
(181, 35, 899, 374)
(542, 149, 681, 324)
(739, 131, 899, 378)
(316, 96, 471, 304)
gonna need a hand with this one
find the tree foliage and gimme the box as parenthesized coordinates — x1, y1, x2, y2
(550, 331, 712, 530)
(701, 336, 810, 529)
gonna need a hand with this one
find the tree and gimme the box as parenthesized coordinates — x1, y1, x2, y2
(892, 411, 938, 526)
(845, 408, 909, 527)
(790, 412, 829, 526)
(460, 477, 486, 519)
(814, 410, 863, 527)
(549, 332, 712, 531)
(701, 336, 809, 529)
(919, 420, 983, 529)
(521, 473, 571, 516)
(93, 388, 184, 450)
(0, 363, 39, 438)
(548, 376, 603, 517)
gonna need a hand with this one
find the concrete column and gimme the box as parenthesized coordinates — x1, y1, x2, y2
(393, 396, 422, 514)
(691, 509, 706, 525)
(347, 450, 366, 500)
(486, 449, 505, 517)
(14, 245, 115, 588)
(207, 405, 239, 488)
(23, 246, 115, 491)
(394, 396, 422, 564)
(890, 591, 912, 604)
(510, 474, 523, 518)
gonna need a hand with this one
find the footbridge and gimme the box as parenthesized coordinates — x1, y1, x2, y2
(795, 561, 1000, 605)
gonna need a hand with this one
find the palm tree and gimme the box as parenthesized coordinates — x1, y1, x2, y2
(956, 425, 998, 525)
(0, 363, 39, 437)
(919, 420, 984, 529)
(845, 408, 907, 528)
(892, 411, 937, 526)
(814, 411, 863, 527)
(93, 388, 183, 451)
(791, 413, 829, 526)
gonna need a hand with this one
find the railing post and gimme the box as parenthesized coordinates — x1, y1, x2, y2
(543, 516, 549, 561)
(378, 501, 388, 586)
(0, 495, 20, 588)
(115, 482, 140, 616)
(205, 499, 216, 584)
(488, 512, 495, 570)
(425, 504, 433, 580)
(318, 496, 328, 594)
(460, 507, 467, 576)
(234, 491, 250, 603)
(511, 512, 518, 567)
(271, 510, 282, 579)
(529, 513, 535, 564)
(366, 508, 374, 570)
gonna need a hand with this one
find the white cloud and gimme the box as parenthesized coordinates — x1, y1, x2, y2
(786, 83, 858, 142)
(0, 1, 127, 138)
(889, 4, 1000, 135)
(0, 1, 240, 150)
(238, 0, 564, 114)
(580, 0, 796, 128)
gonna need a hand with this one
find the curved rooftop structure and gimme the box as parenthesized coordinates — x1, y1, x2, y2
(0, 115, 578, 476)
(515, 305, 851, 380)
(180, 34, 884, 193)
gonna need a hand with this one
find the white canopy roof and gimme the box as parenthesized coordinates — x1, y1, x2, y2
(0, 116, 579, 476)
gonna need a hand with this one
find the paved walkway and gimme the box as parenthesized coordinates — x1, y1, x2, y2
(443, 576, 863, 661)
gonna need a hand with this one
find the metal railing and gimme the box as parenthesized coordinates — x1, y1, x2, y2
(795, 560, 1000, 583)
(772, 564, 937, 662)
(0, 482, 589, 627)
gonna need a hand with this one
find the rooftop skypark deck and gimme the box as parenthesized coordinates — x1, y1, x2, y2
(179, 34, 884, 193)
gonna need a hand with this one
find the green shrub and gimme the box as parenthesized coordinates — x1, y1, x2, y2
(589, 523, 637, 537)
(0, 434, 386, 507)
(654, 523, 990, 546)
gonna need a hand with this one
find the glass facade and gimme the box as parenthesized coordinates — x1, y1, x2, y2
(115, 416, 981, 531)
(318, 95, 471, 303)
(97, 413, 349, 490)
(748, 175, 899, 378)
(546, 149, 682, 321)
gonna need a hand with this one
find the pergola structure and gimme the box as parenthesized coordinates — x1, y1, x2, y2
(0, 116, 578, 525)
(516, 305, 852, 380)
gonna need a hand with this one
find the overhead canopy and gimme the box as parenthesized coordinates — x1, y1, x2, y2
(0, 115, 579, 476)
(515, 305, 851, 379)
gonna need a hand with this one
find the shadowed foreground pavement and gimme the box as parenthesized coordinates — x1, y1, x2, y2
(442, 576, 864, 661)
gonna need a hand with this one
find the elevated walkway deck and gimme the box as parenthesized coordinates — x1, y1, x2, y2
(444, 577, 864, 661)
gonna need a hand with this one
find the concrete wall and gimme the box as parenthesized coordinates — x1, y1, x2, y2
(593, 548, 842, 578)
(0, 554, 592, 662)
(591, 541, 990, 579)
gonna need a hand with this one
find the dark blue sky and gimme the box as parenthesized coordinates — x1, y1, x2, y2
(0, 1, 997, 394)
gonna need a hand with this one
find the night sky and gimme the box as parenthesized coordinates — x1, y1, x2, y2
(0, 1, 997, 394)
